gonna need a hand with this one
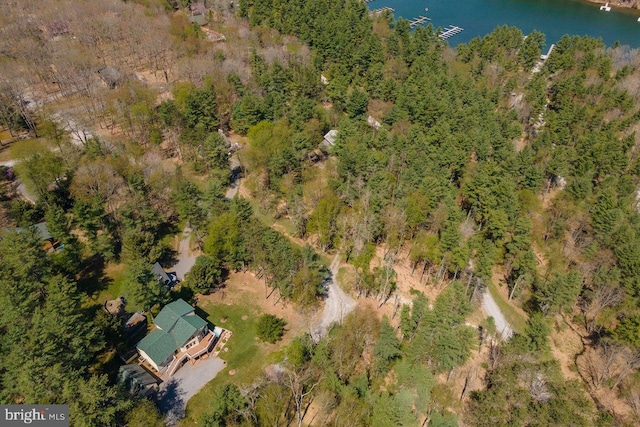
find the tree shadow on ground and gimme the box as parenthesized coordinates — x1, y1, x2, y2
(155, 378, 186, 425)
(170, 286, 195, 306)
(76, 255, 111, 298)
(158, 246, 179, 269)
(319, 276, 331, 299)
(194, 305, 219, 331)
(155, 222, 182, 268)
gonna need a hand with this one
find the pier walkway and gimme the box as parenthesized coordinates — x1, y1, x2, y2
(369, 6, 394, 16)
(409, 15, 431, 28)
(439, 25, 463, 40)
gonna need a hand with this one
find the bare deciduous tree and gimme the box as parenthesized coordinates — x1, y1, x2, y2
(581, 282, 624, 333)
(610, 348, 640, 391)
(585, 339, 622, 390)
(282, 366, 322, 427)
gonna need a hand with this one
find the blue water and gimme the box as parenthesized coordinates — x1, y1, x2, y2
(367, 0, 640, 47)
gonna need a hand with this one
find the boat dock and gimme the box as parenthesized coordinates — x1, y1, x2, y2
(409, 15, 431, 28)
(540, 43, 555, 60)
(439, 25, 463, 40)
(369, 6, 394, 16)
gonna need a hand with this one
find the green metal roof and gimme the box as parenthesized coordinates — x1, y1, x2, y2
(169, 316, 207, 349)
(136, 299, 209, 367)
(33, 222, 52, 241)
(154, 299, 195, 331)
(11, 222, 53, 241)
(137, 329, 177, 366)
(183, 314, 207, 330)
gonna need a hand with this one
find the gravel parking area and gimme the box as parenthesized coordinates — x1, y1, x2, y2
(156, 357, 226, 425)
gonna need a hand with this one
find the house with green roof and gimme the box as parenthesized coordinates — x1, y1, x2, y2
(136, 299, 221, 376)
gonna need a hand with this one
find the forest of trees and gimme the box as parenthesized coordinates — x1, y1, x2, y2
(1, 0, 640, 425)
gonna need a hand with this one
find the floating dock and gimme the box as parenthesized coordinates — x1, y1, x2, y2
(409, 15, 431, 28)
(369, 6, 394, 16)
(439, 25, 463, 40)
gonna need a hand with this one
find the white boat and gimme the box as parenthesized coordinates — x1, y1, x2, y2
(637, 17, 640, 22)
(600, 2, 611, 11)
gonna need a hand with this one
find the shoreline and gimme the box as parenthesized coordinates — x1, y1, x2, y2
(585, 0, 639, 10)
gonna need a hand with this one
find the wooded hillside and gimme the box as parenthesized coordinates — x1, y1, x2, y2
(1, 0, 640, 425)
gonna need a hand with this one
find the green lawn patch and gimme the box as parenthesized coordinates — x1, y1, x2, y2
(487, 282, 527, 333)
(243, 195, 299, 237)
(246, 197, 275, 227)
(10, 138, 51, 160)
(82, 262, 127, 309)
(181, 298, 266, 425)
(274, 217, 297, 236)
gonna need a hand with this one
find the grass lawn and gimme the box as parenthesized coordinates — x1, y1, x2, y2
(275, 216, 297, 236)
(243, 195, 298, 235)
(82, 262, 128, 309)
(487, 281, 527, 333)
(10, 138, 52, 159)
(246, 196, 275, 227)
(181, 297, 267, 425)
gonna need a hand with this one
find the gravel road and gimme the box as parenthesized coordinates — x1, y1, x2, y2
(224, 155, 241, 199)
(173, 226, 198, 281)
(313, 254, 356, 340)
(482, 289, 513, 340)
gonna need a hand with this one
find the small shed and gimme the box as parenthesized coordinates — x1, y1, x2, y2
(320, 129, 338, 153)
(323, 130, 338, 146)
(125, 312, 147, 337)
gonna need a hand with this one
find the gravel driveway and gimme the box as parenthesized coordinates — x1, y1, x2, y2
(313, 254, 356, 340)
(172, 226, 199, 281)
(156, 357, 226, 426)
(482, 289, 514, 340)
(225, 155, 241, 200)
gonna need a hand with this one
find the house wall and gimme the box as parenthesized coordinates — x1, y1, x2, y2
(160, 354, 174, 369)
(180, 337, 198, 352)
(138, 349, 159, 371)
(178, 326, 208, 352)
(138, 348, 175, 372)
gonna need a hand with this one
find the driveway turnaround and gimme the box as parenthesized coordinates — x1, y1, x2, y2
(156, 357, 226, 425)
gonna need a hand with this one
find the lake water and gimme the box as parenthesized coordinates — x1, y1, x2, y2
(367, 0, 640, 47)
